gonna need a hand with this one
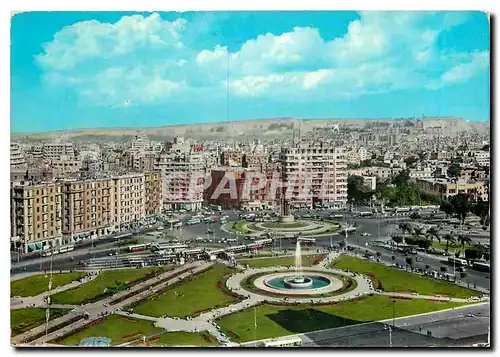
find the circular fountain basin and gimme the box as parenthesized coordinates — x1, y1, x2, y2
(254, 272, 343, 295)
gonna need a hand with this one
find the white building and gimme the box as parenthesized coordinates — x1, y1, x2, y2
(114, 173, 146, 225)
(156, 137, 205, 211)
(280, 143, 348, 209)
(10, 143, 26, 169)
(43, 142, 77, 161)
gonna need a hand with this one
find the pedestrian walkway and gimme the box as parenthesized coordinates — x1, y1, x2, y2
(11, 272, 99, 310)
(11, 262, 210, 345)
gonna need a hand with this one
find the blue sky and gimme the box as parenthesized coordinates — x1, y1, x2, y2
(11, 11, 490, 133)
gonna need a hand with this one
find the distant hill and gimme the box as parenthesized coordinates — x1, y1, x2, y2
(11, 116, 489, 142)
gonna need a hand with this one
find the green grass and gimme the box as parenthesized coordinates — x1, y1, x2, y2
(51, 267, 163, 305)
(11, 308, 69, 336)
(11, 272, 87, 297)
(117, 237, 146, 246)
(216, 295, 465, 343)
(54, 314, 163, 346)
(431, 240, 467, 253)
(330, 256, 481, 298)
(129, 264, 239, 318)
(141, 331, 220, 347)
(234, 221, 250, 233)
(260, 221, 309, 229)
(238, 254, 325, 268)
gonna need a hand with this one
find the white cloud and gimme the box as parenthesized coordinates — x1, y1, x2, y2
(427, 50, 489, 89)
(36, 11, 489, 106)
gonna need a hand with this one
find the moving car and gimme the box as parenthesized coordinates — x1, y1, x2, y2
(360, 232, 370, 236)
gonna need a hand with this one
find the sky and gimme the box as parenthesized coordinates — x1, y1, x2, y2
(10, 11, 490, 133)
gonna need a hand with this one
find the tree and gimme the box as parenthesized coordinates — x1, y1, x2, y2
(391, 255, 396, 262)
(443, 234, 456, 253)
(399, 222, 412, 238)
(440, 266, 447, 273)
(392, 170, 411, 187)
(425, 227, 440, 244)
(472, 199, 490, 226)
(440, 201, 455, 218)
(413, 227, 424, 237)
(455, 251, 460, 258)
(447, 163, 462, 179)
(376, 251, 382, 258)
(348, 175, 370, 203)
(457, 234, 472, 250)
(391, 235, 403, 249)
(449, 194, 472, 224)
(404, 156, 419, 168)
(405, 257, 415, 270)
(425, 264, 430, 271)
(464, 247, 481, 261)
(419, 239, 432, 251)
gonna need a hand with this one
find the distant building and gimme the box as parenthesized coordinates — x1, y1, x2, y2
(10, 143, 26, 169)
(415, 178, 488, 201)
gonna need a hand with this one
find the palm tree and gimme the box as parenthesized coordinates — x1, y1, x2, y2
(413, 227, 424, 237)
(391, 235, 403, 249)
(443, 234, 456, 253)
(399, 222, 411, 238)
(457, 234, 472, 250)
(426, 227, 440, 244)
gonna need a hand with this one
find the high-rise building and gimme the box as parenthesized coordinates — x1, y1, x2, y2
(280, 143, 348, 209)
(11, 181, 63, 253)
(61, 178, 116, 243)
(114, 173, 146, 226)
(156, 138, 205, 211)
(10, 143, 26, 169)
(145, 171, 162, 216)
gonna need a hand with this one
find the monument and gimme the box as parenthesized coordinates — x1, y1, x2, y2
(278, 194, 295, 224)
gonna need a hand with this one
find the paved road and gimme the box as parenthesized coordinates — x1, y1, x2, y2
(241, 303, 490, 347)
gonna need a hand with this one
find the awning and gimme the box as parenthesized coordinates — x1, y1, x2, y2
(35, 242, 43, 250)
(28, 243, 36, 252)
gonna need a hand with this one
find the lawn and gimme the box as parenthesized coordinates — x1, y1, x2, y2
(330, 256, 481, 298)
(238, 254, 325, 268)
(11, 272, 87, 297)
(140, 331, 220, 347)
(128, 264, 239, 318)
(54, 314, 163, 346)
(50, 267, 164, 305)
(11, 308, 69, 336)
(431, 240, 466, 253)
(216, 295, 465, 343)
(260, 221, 309, 229)
(228, 221, 250, 234)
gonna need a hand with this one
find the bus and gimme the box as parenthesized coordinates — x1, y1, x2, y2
(151, 243, 188, 253)
(359, 212, 374, 217)
(448, 257, 468, 267)
(226, 245, 246, 253)
(186, 219, 201, 226)
(297, 237, 316, 245)
(254, 238, 273, 246)
(246, 243, 265, 251)
(472, 262, 490, 272)
(58, 245, 75, 254)
(262, 337, 303, 347)
(181, 249, 203, 257)
(128, 244, 149, 252)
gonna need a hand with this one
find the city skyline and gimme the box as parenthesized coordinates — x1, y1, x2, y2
(11, 11, 490, 133)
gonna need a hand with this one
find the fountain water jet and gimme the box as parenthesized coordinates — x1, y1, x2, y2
(283, 240, 312, 288)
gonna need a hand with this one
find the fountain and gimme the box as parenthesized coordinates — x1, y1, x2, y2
(282, 241, 313, 288)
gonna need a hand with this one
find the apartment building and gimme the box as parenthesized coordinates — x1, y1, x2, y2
(220, 149, 243, 167)
(60, 178, 116, 242)
(156, 139, 205, 211)
(114, 173, 146, 226)
(204, 167, 269, 210)
(280, 143, 348, 209)
(416, 178, 488, 201)
(144, 171, 162, 217)
(242, 152, 269, 171)
(50, 160, 82, 176)
(11, 181, 63, 253)
(42, 142, 77, 161)
(10, 143, 26, 169)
